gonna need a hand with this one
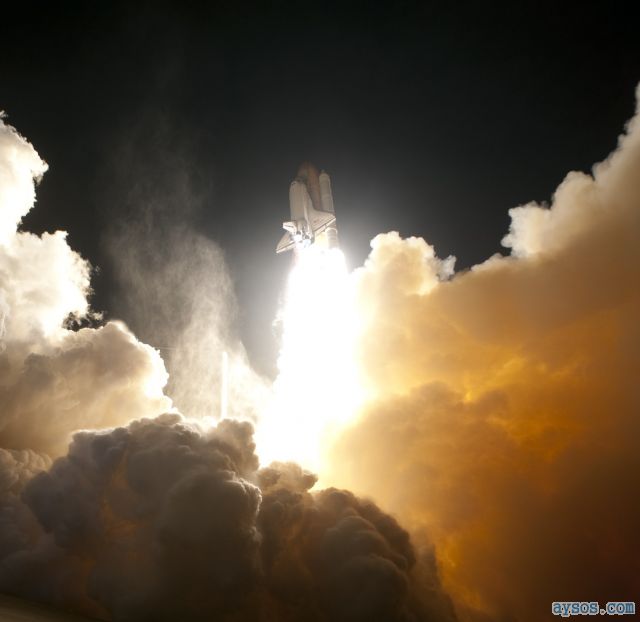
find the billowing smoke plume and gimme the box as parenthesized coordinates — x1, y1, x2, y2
(0, 114, 455, 620)
(327, 87, 640, 620)
(0, 415, 454, 621)
(6, 78, 637, 621)
(0, 114, 171, 457)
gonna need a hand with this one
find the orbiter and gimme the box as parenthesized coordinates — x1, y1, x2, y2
(276, 163, 338, 253)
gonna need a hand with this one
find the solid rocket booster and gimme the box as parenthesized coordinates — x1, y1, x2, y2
(276, 163, 338, 254)
(319, 170, 338, 249)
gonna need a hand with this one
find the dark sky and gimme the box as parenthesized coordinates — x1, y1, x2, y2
(2, 1, 638, 375)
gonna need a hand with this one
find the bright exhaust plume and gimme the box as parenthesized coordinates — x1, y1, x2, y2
(255, 245, 363, 473)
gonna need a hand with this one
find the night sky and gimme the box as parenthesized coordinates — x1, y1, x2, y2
(2, 1, 638, 375)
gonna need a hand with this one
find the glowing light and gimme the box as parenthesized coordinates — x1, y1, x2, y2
(255, 246, 363, 475)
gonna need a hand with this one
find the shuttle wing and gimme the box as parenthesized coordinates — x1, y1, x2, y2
(276, 232, 296, 254)
(309, 209, 336, 235)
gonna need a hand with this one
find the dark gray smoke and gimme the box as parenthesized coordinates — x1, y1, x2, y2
(0, 415, 456, 622)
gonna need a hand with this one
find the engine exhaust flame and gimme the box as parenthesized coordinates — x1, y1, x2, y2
(255, 246, 363, 474)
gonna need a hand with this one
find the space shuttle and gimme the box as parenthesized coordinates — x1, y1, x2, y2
(276, 162, 338, 253)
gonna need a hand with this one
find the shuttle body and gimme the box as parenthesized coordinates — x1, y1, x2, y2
(276, 163, 338, 254)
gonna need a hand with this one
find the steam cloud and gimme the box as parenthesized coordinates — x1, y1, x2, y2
(3, 80, 639, 621)
(327, 87, 640, 620)
(0, 114, 171, 457)
(103, 114, 268, 423)
(0, 114, 454, 620)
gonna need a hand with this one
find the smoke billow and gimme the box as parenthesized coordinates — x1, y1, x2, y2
(0, 114, 455, 620)
(0, 414, 455, 621)
(2, 414, 261, 620)
(0, 115, 171, 458)
(326, 87, 640, 620)
(6, 78, 638, 621)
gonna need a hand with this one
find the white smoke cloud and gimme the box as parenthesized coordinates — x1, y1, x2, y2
(0, 112, 48, 244)
(0, 115, 88, 344)
(0, 115, 171, 457)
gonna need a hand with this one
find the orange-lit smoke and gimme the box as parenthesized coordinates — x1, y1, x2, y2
(324, 87, 640, 621)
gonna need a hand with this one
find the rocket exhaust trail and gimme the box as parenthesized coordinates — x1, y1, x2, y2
(257, 164, 360, 473)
